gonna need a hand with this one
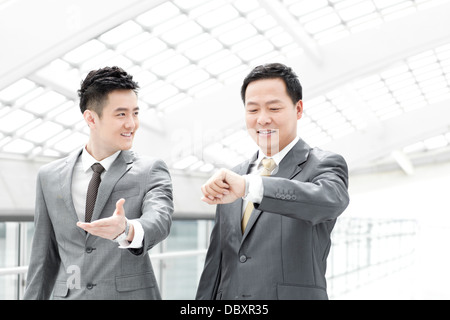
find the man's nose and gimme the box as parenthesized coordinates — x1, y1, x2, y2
(257, 110, 272, 125)
(124, 115, 136, 129)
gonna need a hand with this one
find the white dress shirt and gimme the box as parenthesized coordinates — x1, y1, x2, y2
(242, 136, 300, 214)
(71, 147, 144, 249)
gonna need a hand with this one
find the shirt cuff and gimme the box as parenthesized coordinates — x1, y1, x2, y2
(118, 219, 144, 249)
(243, 174, 264, 204)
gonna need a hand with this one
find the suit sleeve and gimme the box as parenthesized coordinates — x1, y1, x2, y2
(129, 159, 173, 256)
(196, 205, 222, 300)
(23, 170, 61, 300)
(255, 152, 349, 225)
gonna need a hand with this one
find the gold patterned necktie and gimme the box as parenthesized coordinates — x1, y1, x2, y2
(241, 158, 277, 233)
(85, 163, 105, 222)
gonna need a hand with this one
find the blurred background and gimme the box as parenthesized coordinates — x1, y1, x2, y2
(1, 0, 450, 299)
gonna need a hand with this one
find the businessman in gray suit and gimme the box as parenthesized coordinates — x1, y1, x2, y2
(23, 66, 173, 299)
(196, 63, 349, 300)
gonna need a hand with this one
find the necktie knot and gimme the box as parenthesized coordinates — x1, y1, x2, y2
(241, 158, 276, 233)
(261, 158, 276, 176)
(91, 163, 105, 174)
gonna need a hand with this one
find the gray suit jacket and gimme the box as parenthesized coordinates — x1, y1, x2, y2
(23, 149, 173, 300)
(196, 139, 349, 300)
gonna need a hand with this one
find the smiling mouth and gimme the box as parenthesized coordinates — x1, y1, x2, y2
(121, 132, 133, 138)
(257, 129, 277, 135)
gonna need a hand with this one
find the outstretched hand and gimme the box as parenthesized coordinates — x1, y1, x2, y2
(77, 198, 133, 241)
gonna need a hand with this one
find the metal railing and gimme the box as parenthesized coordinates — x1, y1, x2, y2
(0, 215, 418, 300)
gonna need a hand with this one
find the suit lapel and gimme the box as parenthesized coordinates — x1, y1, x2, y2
(90, 150, 134, 223)
(242, 139, 310, 241)
(59, 149, 85, 236)
(239, 151, 259, 242)
(273, 138, 310, 180)
(231, 152, 257, 242)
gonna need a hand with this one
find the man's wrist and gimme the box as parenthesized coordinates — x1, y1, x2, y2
(126, 222, 134, 242)
(242, 175, 250, 199)
(243, 175, 264, 204)
(113, 219, 130, 243)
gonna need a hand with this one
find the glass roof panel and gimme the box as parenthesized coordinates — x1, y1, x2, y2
(1, 0, 450, 169)
(183, 36, 223, 61)
(135, 2, 180, 28)
(23, 121, 64, 144)
(54, 103, 83, 126)
(218, 23, 258, 46)
(0, 78, 35, 102)
(196, 4, 240, 29)
(126, 37, 168, 63)
(161, 20, 203, 45)
(173, 68, 210, 90)
(24, 90, 67, 115)
(52, 131, 88, 154)
(63, 39, 106, 65)
(288, 0, 450, 44)
(2, 138, 34, 154)
(151, 53, 190, 77)
(99, 21, 143, 46)
(337, 1, 376, 21)
(0, 109, 34, 133)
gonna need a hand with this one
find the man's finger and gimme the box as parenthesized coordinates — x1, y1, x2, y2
(76, 221, 88, 230)
(201, 196, 222, 205)
(214, 179, 230, 189)
(204, 183, 225, 199)
(201, 184, 214, 200)
(114, 198, 126, 216)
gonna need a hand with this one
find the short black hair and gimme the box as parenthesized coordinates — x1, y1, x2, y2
(240, 63, 302, 105)
(78, 66, 139, 117)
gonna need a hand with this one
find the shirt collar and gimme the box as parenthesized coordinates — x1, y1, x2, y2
(81, 147, 121, 173)
(255, 136, 300, 168)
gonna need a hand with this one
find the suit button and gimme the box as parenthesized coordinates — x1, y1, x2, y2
(86, 283, 96, 290)
(86, 247, 94, 253)
(239, 255, 247, 263)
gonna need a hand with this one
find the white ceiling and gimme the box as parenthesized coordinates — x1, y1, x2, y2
(1, 0, 450, 176)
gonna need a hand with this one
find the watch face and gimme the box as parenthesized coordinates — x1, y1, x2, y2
(125, 220, 130, 236)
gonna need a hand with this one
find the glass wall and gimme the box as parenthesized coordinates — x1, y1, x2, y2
(0, 221, 33, 299)
(0, 217, 417, 300)
(150, 219, 212, 299)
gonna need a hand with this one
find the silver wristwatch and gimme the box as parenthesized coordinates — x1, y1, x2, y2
(113, 219, 130, 243)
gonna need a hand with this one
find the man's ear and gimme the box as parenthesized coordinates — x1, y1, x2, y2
(296, 100, 303, 120)
(83, 109, 97, 129)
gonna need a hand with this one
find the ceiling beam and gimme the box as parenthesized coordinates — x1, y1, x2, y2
(391, 150, 415, 176)
(290, 2, 450, 98)
(0, 0, 168, 90)
(257, 0, 323, 65)
(323, 99, 450, 172)
(163, 3, 450, 136)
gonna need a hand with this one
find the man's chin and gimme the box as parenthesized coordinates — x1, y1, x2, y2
(257, 142, 279, 156)
(118, 143, 133, 151)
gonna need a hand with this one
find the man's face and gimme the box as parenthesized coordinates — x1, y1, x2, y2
(244, 78, 302, 156)
(90, 89, 139, 156)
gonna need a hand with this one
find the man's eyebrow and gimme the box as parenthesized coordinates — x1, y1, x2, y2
(246, 99, 283, 106)
(265, 99, 283, 105)
(113, 106, 140, 112)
